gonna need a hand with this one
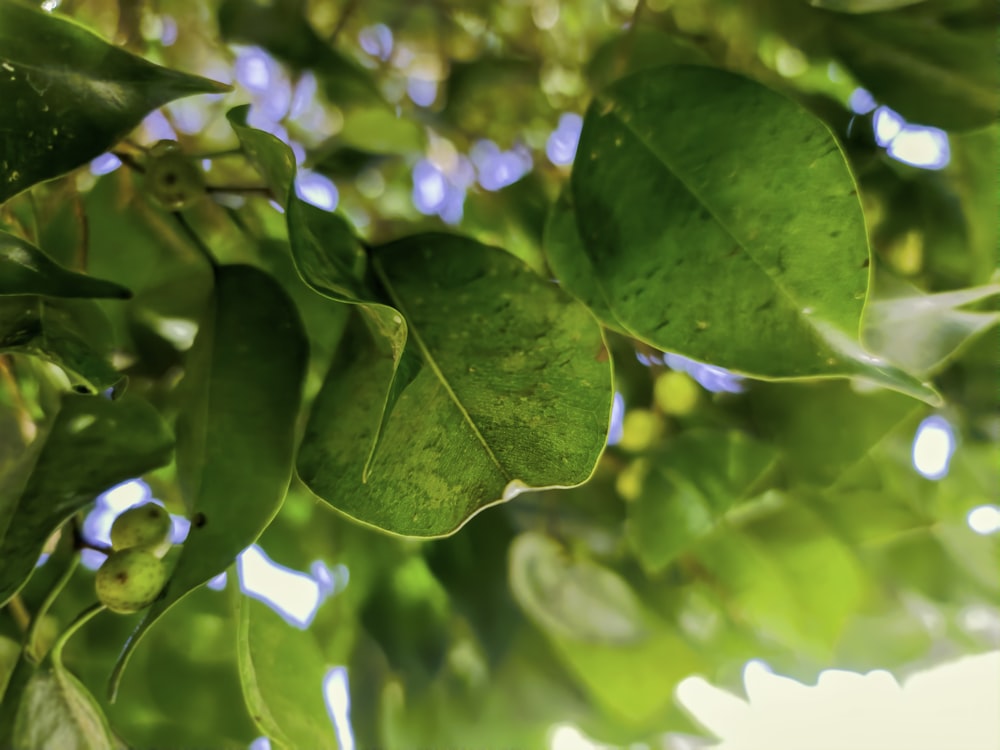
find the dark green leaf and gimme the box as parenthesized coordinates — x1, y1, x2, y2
(627, 430, 779, 574)
(0, 231, 130, 299)
(0, 0, 228, 205)
(570, 65, 938, 402)
(14, 665, 117, 750)
(0, 297, 123, 395)
(509, 532, 647, 644)
(828, 12, 998, 131)
(297, 234, 612, 537)
(0, 392, 173, 607)
(236, 596, 338, 750)
(109, 263, 308, 699)
(865, 282, 1000, 374)
(806, 0, 928, 12)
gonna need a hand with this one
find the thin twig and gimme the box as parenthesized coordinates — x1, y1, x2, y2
(171, 211, 219, 268)
(329, 0, 361, 43)
(7, 595, 31, 634)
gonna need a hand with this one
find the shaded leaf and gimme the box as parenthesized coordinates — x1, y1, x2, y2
(0, 231, 130, 300)
(627, 430, 779, 574)
(509, 532, 647, 644)
(806, 0, 928, 12)
(865, 282, 1000, 374)
(236, 596, 338, 750)
(0, 0, 228, 204)
(570, 65, 938, 402)
(109, 264, 308, 697)
(0, 392, 173, 607)
(828, 12, 997, 131)
(0, 297, 124, 394)
(14, 665, 116, 750)
(297, 234, 612, 537)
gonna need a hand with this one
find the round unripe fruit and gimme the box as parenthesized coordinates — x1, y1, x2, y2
(95, 549, 167, 614)
(145, 140, 205, 211)
(110, 502, 172, 557)
(617, 409, 665, 453)
(654, 370, 701, 416)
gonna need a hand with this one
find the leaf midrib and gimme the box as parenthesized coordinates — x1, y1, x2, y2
(370, 256, 512, 483)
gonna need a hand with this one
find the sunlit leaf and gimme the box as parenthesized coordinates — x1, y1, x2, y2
(570, 65, 938, 403)
(0, 297, 124, 394)
(509, 532, 647, 643)
(0, 231, 130, 300)
(13, 665, 117, 750)
(236, 596, 338, 750)
(865, 282, 1000, 374)
(0, 0, 228, 204)
(627, 430, 779, 574)
(297, 234, 612, 537)
(0, 392, 173, 607)
(109, 264, 308, 698)
(828, 12, 998, 131)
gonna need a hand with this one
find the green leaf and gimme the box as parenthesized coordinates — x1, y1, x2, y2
(236, 596, 338, 750)
(13, 665, 117, 750)
(228, 106, 414, 478)
(0, 231, 130, 300)
(0, 297, 123, 395)
(865, 282, 1000, 374)
(0, 392, 173, 607)
(0, 0, 228, 205)
(297, 233, 613, 537)
(626, 430, 779, 574)
(805, 0, 928, 12)
(828, 12, 998, 131)
(109, 264, 308, 699)
(569, 65, 938, 403)
(509, 532, 647, 644)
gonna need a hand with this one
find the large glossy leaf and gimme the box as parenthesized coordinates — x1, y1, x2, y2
(0, 231, 130, 299)
(236, 596, 338, 750)
(626, 430, 779, 574)
(828, 12, 998, 131)
(0, 297, 124, 394)
(0, 0, 228, 205)
(297, 233, 613, 537)
(229, 106, 417, 479)
(509, 532, 647, 644)
(569, 65, 938, 403)
(0, 392, 173, 607)
(109, 264, 308, 698)
(865, 282, 1000, 374)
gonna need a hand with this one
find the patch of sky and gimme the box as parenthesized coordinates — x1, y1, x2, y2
(546, 113, 583, 166)
(911, 415, 954, 480)
(359, 24, 394, 62)
(324, 667, 356, 750)
(852, 90, 949, 170)
(470, 139, 533, 191)
(606, 392, 625, 446)
(658, 352, 744, 394)
(412, 158, 470, 224)
(295, 171, 339, 211)
(236, 544, 343, 629)
(407, 77, 438, 107)
(90, 153, 122, 176)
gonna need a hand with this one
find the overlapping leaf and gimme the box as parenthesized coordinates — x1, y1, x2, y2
(297, 233, 613, 537)
(14, 665, 117, 750)
(567, 65, 938, 403)
(236, 597, 338, 750)
(109, 264, 308, 698)
(0, 393, 173, 607)
(0, 0, 228, 204)
(0, 296, 124, 394)
(0, 231, 130, 300)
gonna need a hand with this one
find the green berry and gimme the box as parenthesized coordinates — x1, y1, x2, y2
(95, 549, 167, 614)
(654, 370, 701, 416)
(617, 409, 665, 453)
(145, 140, 205, 211)
(110, 502, 172, 557)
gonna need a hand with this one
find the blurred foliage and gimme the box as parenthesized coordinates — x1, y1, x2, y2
(0, 0, 997, 746)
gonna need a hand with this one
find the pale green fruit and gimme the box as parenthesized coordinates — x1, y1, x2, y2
(110, 502, 172, 557)
(95, 549, 168, 614)
(617, 409, 665, 453)
(145, 140, 205, 211)
(654, 370, 701, 416)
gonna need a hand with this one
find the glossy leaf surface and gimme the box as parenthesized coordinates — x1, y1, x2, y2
(110, 264, 308, 696)
(570, 65, 937, 402)
(0, 393, 173, 607)
(0, 0, 228, 204)
(14, 666, 117, 750)
(298, 234, 612, 536)
(0, 231, 130, 299)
